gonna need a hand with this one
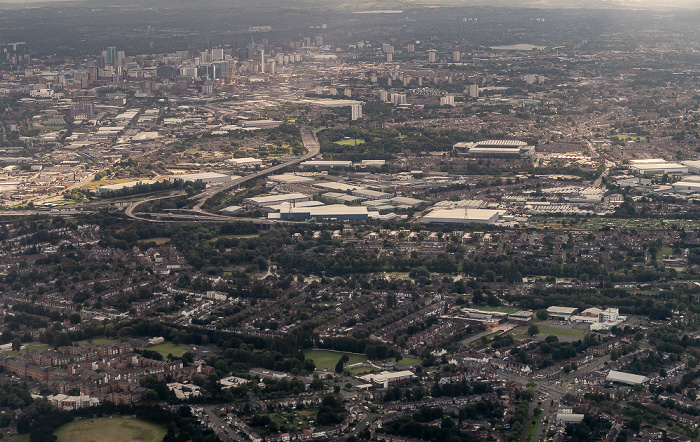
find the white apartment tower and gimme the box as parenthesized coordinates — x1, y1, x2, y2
(351, 104, 362, 121)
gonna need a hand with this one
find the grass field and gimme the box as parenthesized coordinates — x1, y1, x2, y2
(525, 407, 542, 442)
(304, 349, 368, 371)
(656, 247, 674, 258)
(397, 357, 422, 366)
(147, 342, 187, 358)
(214, 234, 260, 241)
(74, 338, 113, 346)
(258, 408, 318, 431)
(4, 338, 119, 357)
(54, 417, 166, 442)
(536, 326, 585, 338)
(4, 434, 29, 442)
(349, 366, 374, 375)
(507, 326, 529, 340)
(333, 138, 365, 146)
(5, 343, 52, 357)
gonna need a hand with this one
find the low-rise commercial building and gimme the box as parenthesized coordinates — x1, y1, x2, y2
(358, 370, 414, 388)
(606, 370, 649, 385)
(546, 306, 578, 320)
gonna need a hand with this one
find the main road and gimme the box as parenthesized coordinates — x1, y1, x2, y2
(191, 127, 320, 212)
(125, 126, 321, 221)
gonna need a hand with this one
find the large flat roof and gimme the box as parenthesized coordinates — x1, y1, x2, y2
(245, 193, 310, 204)
(170, 172, 232, 181)
(421, 208, 503, 224)
(606, 370, 649, 385)
(547, 306, 578, 314)
(454, 139, 530, 148)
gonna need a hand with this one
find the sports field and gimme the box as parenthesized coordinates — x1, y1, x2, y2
(54, 417, 166, 442)
(148, 342, 187, 358)
(304, 349, 367, 371)
(333, 138, 365, 146)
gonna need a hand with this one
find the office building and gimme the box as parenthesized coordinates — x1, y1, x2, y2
(104, 46, 117, 67)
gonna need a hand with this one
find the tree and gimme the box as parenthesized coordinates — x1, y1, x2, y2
(334, 355, 349, 373)
(527, 325, 539, 336)
(536, 309, 549, 320)
(143, 389, 159, 402)
(11, 338, 20, 352)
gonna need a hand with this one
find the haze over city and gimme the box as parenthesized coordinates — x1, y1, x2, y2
(1, 0, 700, 442)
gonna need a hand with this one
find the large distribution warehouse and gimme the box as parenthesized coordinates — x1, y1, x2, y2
(421, 208, 504, 224)
(275, 205, 369, 221)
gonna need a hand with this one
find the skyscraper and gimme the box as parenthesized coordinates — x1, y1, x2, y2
(105, 46, 117, 67)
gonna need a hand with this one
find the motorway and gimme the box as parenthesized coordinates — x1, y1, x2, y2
(191, 127, 320, 212)
(124, 126, 320, 222)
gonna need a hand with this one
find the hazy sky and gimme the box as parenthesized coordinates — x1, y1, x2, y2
(0, 0, 698, 8)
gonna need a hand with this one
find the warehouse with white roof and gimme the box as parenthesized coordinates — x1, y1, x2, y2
(275, 205, 369, 221)
(629, 159, 688, 175)
(244, 193, 311, 207)
(421, 208, 505, 225)
(606, 370, 649, 385)
(225, 157, 263, 167)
